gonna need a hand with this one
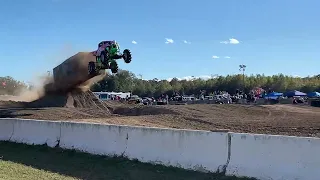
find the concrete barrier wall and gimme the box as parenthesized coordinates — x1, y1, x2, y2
(2, 118, 320, 180)
(60, 122, 229, 172)
(226, 133, 320, 180)
(10, 119, 61, 147)
(0, 119, 229, 173)
(0, 119, 14, 141)
(124, 127, 227, 171)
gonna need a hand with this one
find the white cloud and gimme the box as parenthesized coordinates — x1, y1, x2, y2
(229, 38, 240, 44)
(165, 38, 174, 44)
(224, 56, 231, 59)
(131, 40, 137, 44)
(220, 41, 229, 44)
(212, 55, 219, 59)
(183, 40, 191, 44)
(166, 75, 215, 81)
(220, 38, 240, 44)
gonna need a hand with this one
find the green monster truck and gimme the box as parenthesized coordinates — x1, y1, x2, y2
(88, 40, 132, 76)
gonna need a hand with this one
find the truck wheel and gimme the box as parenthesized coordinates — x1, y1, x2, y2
(110, 61, 118, 74)
(88, 61, 96, 76)
(123, 49, 132, 63)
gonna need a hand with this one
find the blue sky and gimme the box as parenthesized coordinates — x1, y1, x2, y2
(0, 0, 319, 83)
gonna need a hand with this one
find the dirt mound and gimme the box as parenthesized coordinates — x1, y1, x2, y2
(72, 90, 112, 110)
(0, 93, 71, 108)
(29, 90, 110, 111)
(0, 90, 111, 115)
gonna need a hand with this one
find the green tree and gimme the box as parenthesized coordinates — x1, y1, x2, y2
(88, 71, 320, 97)
(0, 76, 28, 95)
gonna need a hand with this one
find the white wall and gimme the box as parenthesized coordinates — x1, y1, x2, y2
(2, 118, 320, 180)
(0, 119, 14, 141)
(124, 126, 227, 172)
(9, 119, 61, 147)
(226, 133, 320, 180)
(60, 121, 229, 172)
(59, 122, 129, 156)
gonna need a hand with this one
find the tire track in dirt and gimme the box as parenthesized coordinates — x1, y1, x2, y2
(263, 105, 288, 122)
(266, 109, 272, 118)
(275, 105, 287, 120)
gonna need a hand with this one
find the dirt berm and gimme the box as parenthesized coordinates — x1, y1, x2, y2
(32, 90, 111, 110)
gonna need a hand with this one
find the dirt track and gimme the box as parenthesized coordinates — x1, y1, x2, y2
(1, 96, 320, 137)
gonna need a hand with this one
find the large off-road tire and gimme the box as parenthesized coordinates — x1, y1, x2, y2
(88, 61, 97, 76)
(123, 49, 132, 63)
(110, 61, 118, 74)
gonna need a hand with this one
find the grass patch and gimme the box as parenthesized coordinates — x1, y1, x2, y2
(0, 141, 255, 180)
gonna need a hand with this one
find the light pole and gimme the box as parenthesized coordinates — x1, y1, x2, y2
(239, 64, 246, 93)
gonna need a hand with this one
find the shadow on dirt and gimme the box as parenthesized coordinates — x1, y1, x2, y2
(0, 94, 68, 109)
(113, 106, 179, 116)
(0, 109, 41, 118)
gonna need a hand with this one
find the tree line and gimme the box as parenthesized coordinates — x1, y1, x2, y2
(90, 70, 320, 97)
(0, 76, 28, 95)
(1, 71, 320, 97)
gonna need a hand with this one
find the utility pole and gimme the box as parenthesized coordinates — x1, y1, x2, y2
(239, 64, 246, 93)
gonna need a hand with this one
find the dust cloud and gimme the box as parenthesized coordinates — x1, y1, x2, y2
(2, 74, 54, 102)
(0, 49, 108, 105)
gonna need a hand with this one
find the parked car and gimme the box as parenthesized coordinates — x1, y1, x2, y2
(128, 95, 142, 104)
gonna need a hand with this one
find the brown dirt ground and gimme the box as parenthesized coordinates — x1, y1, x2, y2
(1, 97, 320, 137)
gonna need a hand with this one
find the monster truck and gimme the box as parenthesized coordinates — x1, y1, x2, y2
(88, 40, 132, 76)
